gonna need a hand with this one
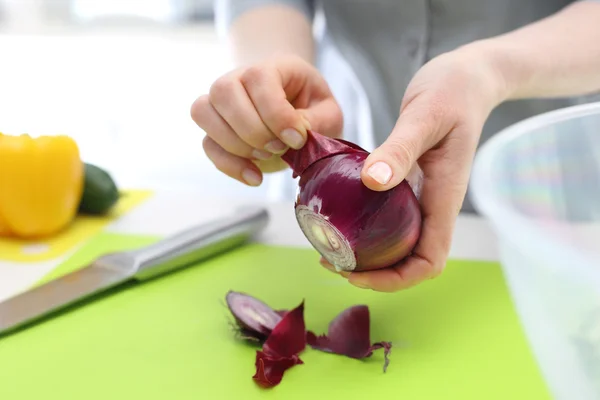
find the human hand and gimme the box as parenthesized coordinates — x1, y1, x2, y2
(190, 55, 343, 186)
(322, 45, 509, 291)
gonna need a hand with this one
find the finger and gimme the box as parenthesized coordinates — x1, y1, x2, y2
(191, 95, 273, 161)
(361, 92, 455, 191)
(273, 56, 344, 138)
(202, 136, 263, 186)
(208, 74, 287, 154)
(296, 97, 344, 138)
(404, 163, 424, 199)
(241, 65, 343, 143)
(349, 131, 475, 292)
(240, 66, 310, 149)
(347, 267, 414, 292)
(319, 257, 340, 275)
(319, 257, 351, 277)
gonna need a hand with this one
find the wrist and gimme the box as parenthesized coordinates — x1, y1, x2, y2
(453, 39, 518, 108)
(454, 39, 525, 103)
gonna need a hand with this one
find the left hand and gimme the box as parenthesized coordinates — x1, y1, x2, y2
(321, 43, 509, 292)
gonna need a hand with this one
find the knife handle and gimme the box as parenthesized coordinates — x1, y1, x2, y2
(129, 206, 269, 281)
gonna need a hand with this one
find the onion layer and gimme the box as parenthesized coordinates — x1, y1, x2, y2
(281, 131, 422, 272)
(226, 291, 282, 342)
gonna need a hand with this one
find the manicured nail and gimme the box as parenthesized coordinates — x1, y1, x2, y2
(252, 149, 272, 160)
(264, 139, 288, 154)
(367, 161, 392, 185)
(280, 128, 305, 149)
(242, 169, 262, 186)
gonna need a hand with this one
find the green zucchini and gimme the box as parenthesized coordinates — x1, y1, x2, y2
(78, 162, 120, 215)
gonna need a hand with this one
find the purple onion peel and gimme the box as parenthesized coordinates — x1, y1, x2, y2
(225, 291, 283, 341)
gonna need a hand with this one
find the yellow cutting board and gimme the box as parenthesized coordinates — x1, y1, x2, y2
(0, 232, 552, 400)
(0, 190, 152, 262)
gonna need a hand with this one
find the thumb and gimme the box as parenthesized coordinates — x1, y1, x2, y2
(361, 99, 450, 191)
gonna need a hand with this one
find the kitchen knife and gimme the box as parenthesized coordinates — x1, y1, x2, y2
(0, 206, 269, 335)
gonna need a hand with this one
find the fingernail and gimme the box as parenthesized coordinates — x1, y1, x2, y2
(264, 139, 288, 154)
(339, 271, 351, 278)
(242, 169, 262, 186)
(280, 128, 305, 149)
(252, 149, 272, 160)
(367, 161, 392, 185)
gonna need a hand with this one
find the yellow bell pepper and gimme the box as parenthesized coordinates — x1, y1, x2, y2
(0, 133, 84, 238)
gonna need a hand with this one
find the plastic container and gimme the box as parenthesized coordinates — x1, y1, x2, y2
(470, 102, 600, 400)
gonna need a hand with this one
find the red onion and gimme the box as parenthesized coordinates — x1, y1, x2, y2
(281, 130, 422, 272)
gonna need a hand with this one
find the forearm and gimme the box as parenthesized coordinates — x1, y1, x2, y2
(225, 5, 315, 66)
(471, 1, 600, 100)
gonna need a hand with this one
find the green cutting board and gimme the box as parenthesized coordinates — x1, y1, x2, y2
(0, 233, 551, 400)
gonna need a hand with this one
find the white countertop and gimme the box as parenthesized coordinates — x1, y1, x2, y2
(0, 190, 500, 302)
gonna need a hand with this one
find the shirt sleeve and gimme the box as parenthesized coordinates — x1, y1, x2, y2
(214, 0, 316, 35)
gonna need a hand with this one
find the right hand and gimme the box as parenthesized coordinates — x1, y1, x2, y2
(190, 55, 344, 186)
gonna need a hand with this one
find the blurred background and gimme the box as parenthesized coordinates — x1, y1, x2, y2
(0, 0, 287, 200)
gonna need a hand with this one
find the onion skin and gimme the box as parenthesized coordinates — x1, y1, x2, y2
(306, 305, 392, 372)
(253, 301, 307, 388)
(225, 289, 395, 386)
(226, 291, 283, 342)
(281, 130, 422, 272)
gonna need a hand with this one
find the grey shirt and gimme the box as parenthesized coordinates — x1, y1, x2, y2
(215, 0, 600, 212)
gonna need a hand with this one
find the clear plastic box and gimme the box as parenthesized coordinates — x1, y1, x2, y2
(470, 102, 600, 400)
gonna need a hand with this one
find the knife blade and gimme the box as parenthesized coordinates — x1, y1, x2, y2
(0, 206, 269, 335)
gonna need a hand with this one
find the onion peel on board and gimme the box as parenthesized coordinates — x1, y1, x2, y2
(306, 305, 392, 372)
(252, 301, 307, 388)
(225, 291, 393, 388)
(280, 130, 423, 273)
(225, 290, 283, 343)
(253, 351, 304, 388)
(261, 301, 307, 358)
